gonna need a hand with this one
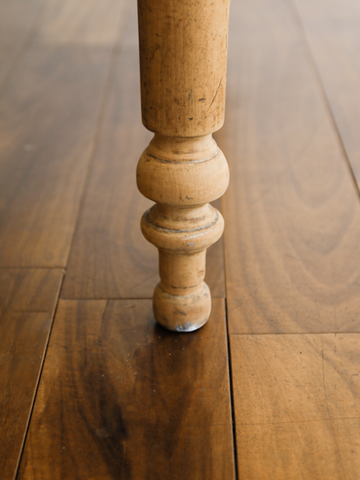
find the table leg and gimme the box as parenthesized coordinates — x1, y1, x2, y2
(137, 0, 230, 331)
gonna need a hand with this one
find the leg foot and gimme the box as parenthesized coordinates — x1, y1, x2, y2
(153, 282, 211, 332)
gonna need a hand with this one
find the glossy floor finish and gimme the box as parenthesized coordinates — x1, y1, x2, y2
(1, 0, 360, 478)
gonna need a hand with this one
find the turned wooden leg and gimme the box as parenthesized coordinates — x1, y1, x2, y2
(137, 0, 230, 332)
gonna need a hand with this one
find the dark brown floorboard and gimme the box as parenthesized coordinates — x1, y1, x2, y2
(0, 269, 63, 480)
(219, 0, 360, 335)
(220, 0, 360, 477)
(18, 299, 235, 480)
(0, 0, 131, 268)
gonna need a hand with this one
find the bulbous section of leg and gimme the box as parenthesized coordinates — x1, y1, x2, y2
(137, 134, 229, 207)
(136, 134, 228, 332)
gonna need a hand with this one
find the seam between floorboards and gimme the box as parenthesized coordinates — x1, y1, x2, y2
(13, 271, 65, 479)
(239, 417, 360, 427)
(0, 267, 66, 270)
(229, 331, 360, 336)
(59, 296, 225, 301)
(219, 156, 238, 478)
(224, 299, 240, 480)
(223, 4, 359, 477)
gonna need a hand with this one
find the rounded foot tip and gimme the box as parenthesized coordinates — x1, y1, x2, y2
(153, 282, 211, 332)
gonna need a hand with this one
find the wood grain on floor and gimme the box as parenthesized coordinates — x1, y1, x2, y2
(18, 299, 235, 480)
(231, 333, 360, 480)
(0, 269, 63, 479)
(1, 0, 360, 478)
(0, 0, 131, 268)
(220, 0, 360, 477)
(219, 0, 360, 334)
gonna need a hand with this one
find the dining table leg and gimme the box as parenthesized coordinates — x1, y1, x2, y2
(136, 0, 230, 332)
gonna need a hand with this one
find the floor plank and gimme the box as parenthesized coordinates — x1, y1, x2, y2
(18, 299, 235, 479)
(0, 269, 63, 480)
(292, 0, 360, 188)
(0, 0, 131, 268)
(61, 8, 225, 300)
(0, 0, 44, 90)
(219, 0, 360, 334)
(230, 333, 360, 479)
(237, 421, 344, 480)
(0, 268, 63, 316)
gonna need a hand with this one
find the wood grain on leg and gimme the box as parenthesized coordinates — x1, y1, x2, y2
(136, 0, 230, 331)
(18, 299, 235, 480)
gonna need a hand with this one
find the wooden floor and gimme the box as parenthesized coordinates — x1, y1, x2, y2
(1, 0, 360, 478)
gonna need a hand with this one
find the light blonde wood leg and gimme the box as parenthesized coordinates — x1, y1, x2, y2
(137, 0, 230, 331)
